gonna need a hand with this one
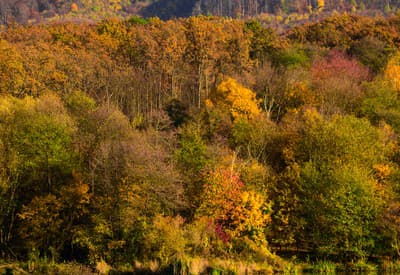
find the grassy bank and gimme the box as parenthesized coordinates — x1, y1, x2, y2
(3, 257, 400, 274)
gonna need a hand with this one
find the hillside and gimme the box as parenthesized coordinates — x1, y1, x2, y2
(0, 0, 398, 24)
(2, 13, 400, 273)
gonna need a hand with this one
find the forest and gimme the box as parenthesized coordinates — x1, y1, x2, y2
(2, 13, 400, 274)
(1, 0, 400, 25)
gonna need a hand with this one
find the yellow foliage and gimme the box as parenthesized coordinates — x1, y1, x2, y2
(143, 215, 186, 268)
(96, 259, 111, 274)
(240, 160, 272, 192)
(282, 147, 296, 163)
(303, 107, 323, 127)
(317, 0, 325, 11)
(109, 0, 122, 11)
(0, 40, 25, 94)
(231, 191, 271, 243)
(0, 96, 13, 119)
(198, 167, 271, 246)
(373, 163, 392, 181)
(216, 77, 261, 121)
(372, 163, 392, 199)
(384, 52, 400, 91)
(18, 195, 63, 249)
(379, 122, 399, 156)
(205, 99, 214, 108)
(285, 80, 314, 111)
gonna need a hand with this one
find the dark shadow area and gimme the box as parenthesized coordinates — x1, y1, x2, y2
(140, 0, 197, 20)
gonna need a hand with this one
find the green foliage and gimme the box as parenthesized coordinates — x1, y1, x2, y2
(360, 82, 400, 132)
(274, 47, 310, 68)
(300, 163, 378, 258)
(0, 95, 76, 190)
(346, 259, 378, 272)
(349, 36, 392, 73)
(245, 20, 282, 62)
(290, 111, 391, 258)
(142, 215, 186, 268)
(176, 123, 209, 174)
(128, 15, 149, 26)
(320, 115, 384, 163)
(64, 90, 96, 116)
(231, 115, 278, 164)
(311, 260, 336, 273)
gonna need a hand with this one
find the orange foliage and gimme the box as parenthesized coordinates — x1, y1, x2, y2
(71, 3, 79, 12)
(198, 166, 270, 245)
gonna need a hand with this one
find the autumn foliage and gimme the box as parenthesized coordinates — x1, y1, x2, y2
(1, 13, 400, 273)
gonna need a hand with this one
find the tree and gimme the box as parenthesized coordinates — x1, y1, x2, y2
(214, 77, 261, 121)
(70, 102, 185, 263)
(11, 94, 76, 194)
(316, 0, 325, 12)
(18, 176, 91, 259)
(384, 52, 400, 92)
(0, 39, 25, 95)
(0, 94, 78, 258)
(231, 114, 279, 164)
(283, 110, 393, 259)
(142, 215, 186, 268)
(359, 81, 400, 132)
(245, 20, 282, 62)
(311, 50, 370, 115)
(349, 36, 391, 73)
(164, 98, 190, 128)
(197, 166, 271, 250)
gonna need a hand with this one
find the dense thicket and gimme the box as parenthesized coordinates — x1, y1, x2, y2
(2, 14, 400, 273)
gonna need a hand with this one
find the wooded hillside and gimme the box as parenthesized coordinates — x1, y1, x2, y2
(1, 0, 399, 24)
(2, 14, 400, 273)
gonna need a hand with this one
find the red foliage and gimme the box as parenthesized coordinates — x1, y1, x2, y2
(311, 50, 370, 82)
(215, 223, 230, 244)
